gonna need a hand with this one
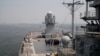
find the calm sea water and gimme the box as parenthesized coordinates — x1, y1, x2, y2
(0, 24, 82, 56)
(0, 24, 44, 56)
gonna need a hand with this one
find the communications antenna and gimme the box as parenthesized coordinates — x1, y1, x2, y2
(62, 0, 84, 39)
(62, 0, 84, 49)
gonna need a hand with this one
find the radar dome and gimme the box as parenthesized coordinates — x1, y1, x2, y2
(61, 36, 71, 48)
(47, 11, 53, 14)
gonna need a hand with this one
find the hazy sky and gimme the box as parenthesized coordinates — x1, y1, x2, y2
(0, 0, 89, 24)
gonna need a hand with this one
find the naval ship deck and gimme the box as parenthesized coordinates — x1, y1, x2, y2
(18, 32, 62, 56)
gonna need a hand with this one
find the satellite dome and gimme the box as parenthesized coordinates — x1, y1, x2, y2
(47, 11, 53, 14)
(61, 36, 71, 48)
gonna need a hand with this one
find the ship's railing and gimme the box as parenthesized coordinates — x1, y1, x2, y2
(89, 1, 94, 6)
(75, 26, 86, 35)
(86, 24, 100, 32)
(80, 10, 96, 18)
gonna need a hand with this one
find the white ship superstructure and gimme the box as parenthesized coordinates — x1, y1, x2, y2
(44, 11, 56, 38)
